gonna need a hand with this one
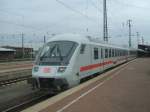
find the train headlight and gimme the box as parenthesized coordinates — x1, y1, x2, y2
(57, 67, 67, 73)
(33, 66, 39, 72)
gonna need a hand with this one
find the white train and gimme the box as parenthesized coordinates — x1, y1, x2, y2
(32, 34, 137, 91)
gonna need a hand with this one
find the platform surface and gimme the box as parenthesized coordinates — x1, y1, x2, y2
(23, 58, 150, 112)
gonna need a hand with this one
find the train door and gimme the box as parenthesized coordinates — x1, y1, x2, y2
(100, 47, 104, 72)
(78, 44, 91, 79)
(103, 47, 112, 70)
(108, 48, 113, 68)
(103, 47, 108, 70)
(98, 46, 104, 73)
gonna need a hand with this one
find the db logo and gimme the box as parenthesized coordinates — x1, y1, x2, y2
(43, 67, 51, 73)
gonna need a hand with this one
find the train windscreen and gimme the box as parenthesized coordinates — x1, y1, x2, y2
(35, 41, 78, 66)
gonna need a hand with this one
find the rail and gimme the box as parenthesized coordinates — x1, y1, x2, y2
(0, 75, 31, 87)
(1, 91, 53, 112)
(0, 58, 34, 63)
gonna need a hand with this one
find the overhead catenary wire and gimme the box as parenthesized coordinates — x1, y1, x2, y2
(0, 0, 100, 33)
(0, 9, 24, 18)
(55, 0, 97, 23)
(0, 20, 43, 31)
(1, 0, 103, 48)
(90, 0, 103, 13)
(0, 12, 79, 33)
(113, 0, 150, 10)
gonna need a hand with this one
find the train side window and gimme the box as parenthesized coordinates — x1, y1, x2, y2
(80, 44, 86, 54)
(105, 49, 108, 58)
(112, 49, 114, 57)
(120, 50, 122, 56)
(114, 49, 115, 57)
(101, 48, 103, 59)
(116, 49, 118, 57)
(115, 49, 117, 57)
(120, 50, 121, 56)
(109, 49, 111, 57)
(94, 48, 99, 60)
(117, 49, 119, 56)
(121, 50, 122, 56)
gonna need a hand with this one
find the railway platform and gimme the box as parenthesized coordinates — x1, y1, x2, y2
(22, 58, 150, 112)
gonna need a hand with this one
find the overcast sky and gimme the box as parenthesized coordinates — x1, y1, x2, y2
(0, 0, 150, 49)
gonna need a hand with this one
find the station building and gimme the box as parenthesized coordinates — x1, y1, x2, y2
(2, 46, 33, 58)
(0, 48, 16, 60)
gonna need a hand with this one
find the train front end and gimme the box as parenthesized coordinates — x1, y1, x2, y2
(32, 40, 78, 91)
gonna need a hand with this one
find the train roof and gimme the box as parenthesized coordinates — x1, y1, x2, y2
(48, 33, 90, 43)
(48, 33, 130, 50)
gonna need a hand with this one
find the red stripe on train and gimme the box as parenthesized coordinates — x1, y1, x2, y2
(80, 60, 113, 72)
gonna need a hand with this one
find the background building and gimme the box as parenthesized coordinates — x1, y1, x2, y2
(0, 48, 15, 60)
(2, 46, 33, 59)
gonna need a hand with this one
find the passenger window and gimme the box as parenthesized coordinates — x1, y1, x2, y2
(105, 49, 108, 58)
(118, 50, 120, 56)
(80, 44, 86, 54)
(94, 48, 99, 60)
(115, 49, 117, 57)
(101, 48, 103, 59)
(112, 49, 114, 57)
(120, 50, 122, 56)
(120, 51, 121, 56)
(109, 49, 111, 57)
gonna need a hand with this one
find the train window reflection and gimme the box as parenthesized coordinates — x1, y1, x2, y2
(36, 41, 78, 66)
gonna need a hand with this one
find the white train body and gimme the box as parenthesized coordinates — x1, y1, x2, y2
(32, 34, 136, 90)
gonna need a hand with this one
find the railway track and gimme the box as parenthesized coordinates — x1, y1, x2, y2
(0, 64, 32, 71)
(0, 75, 31, 87)
(0, 59, 33, 63)
(0, 69, 32, 87)
(1, 90, 53, 112)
